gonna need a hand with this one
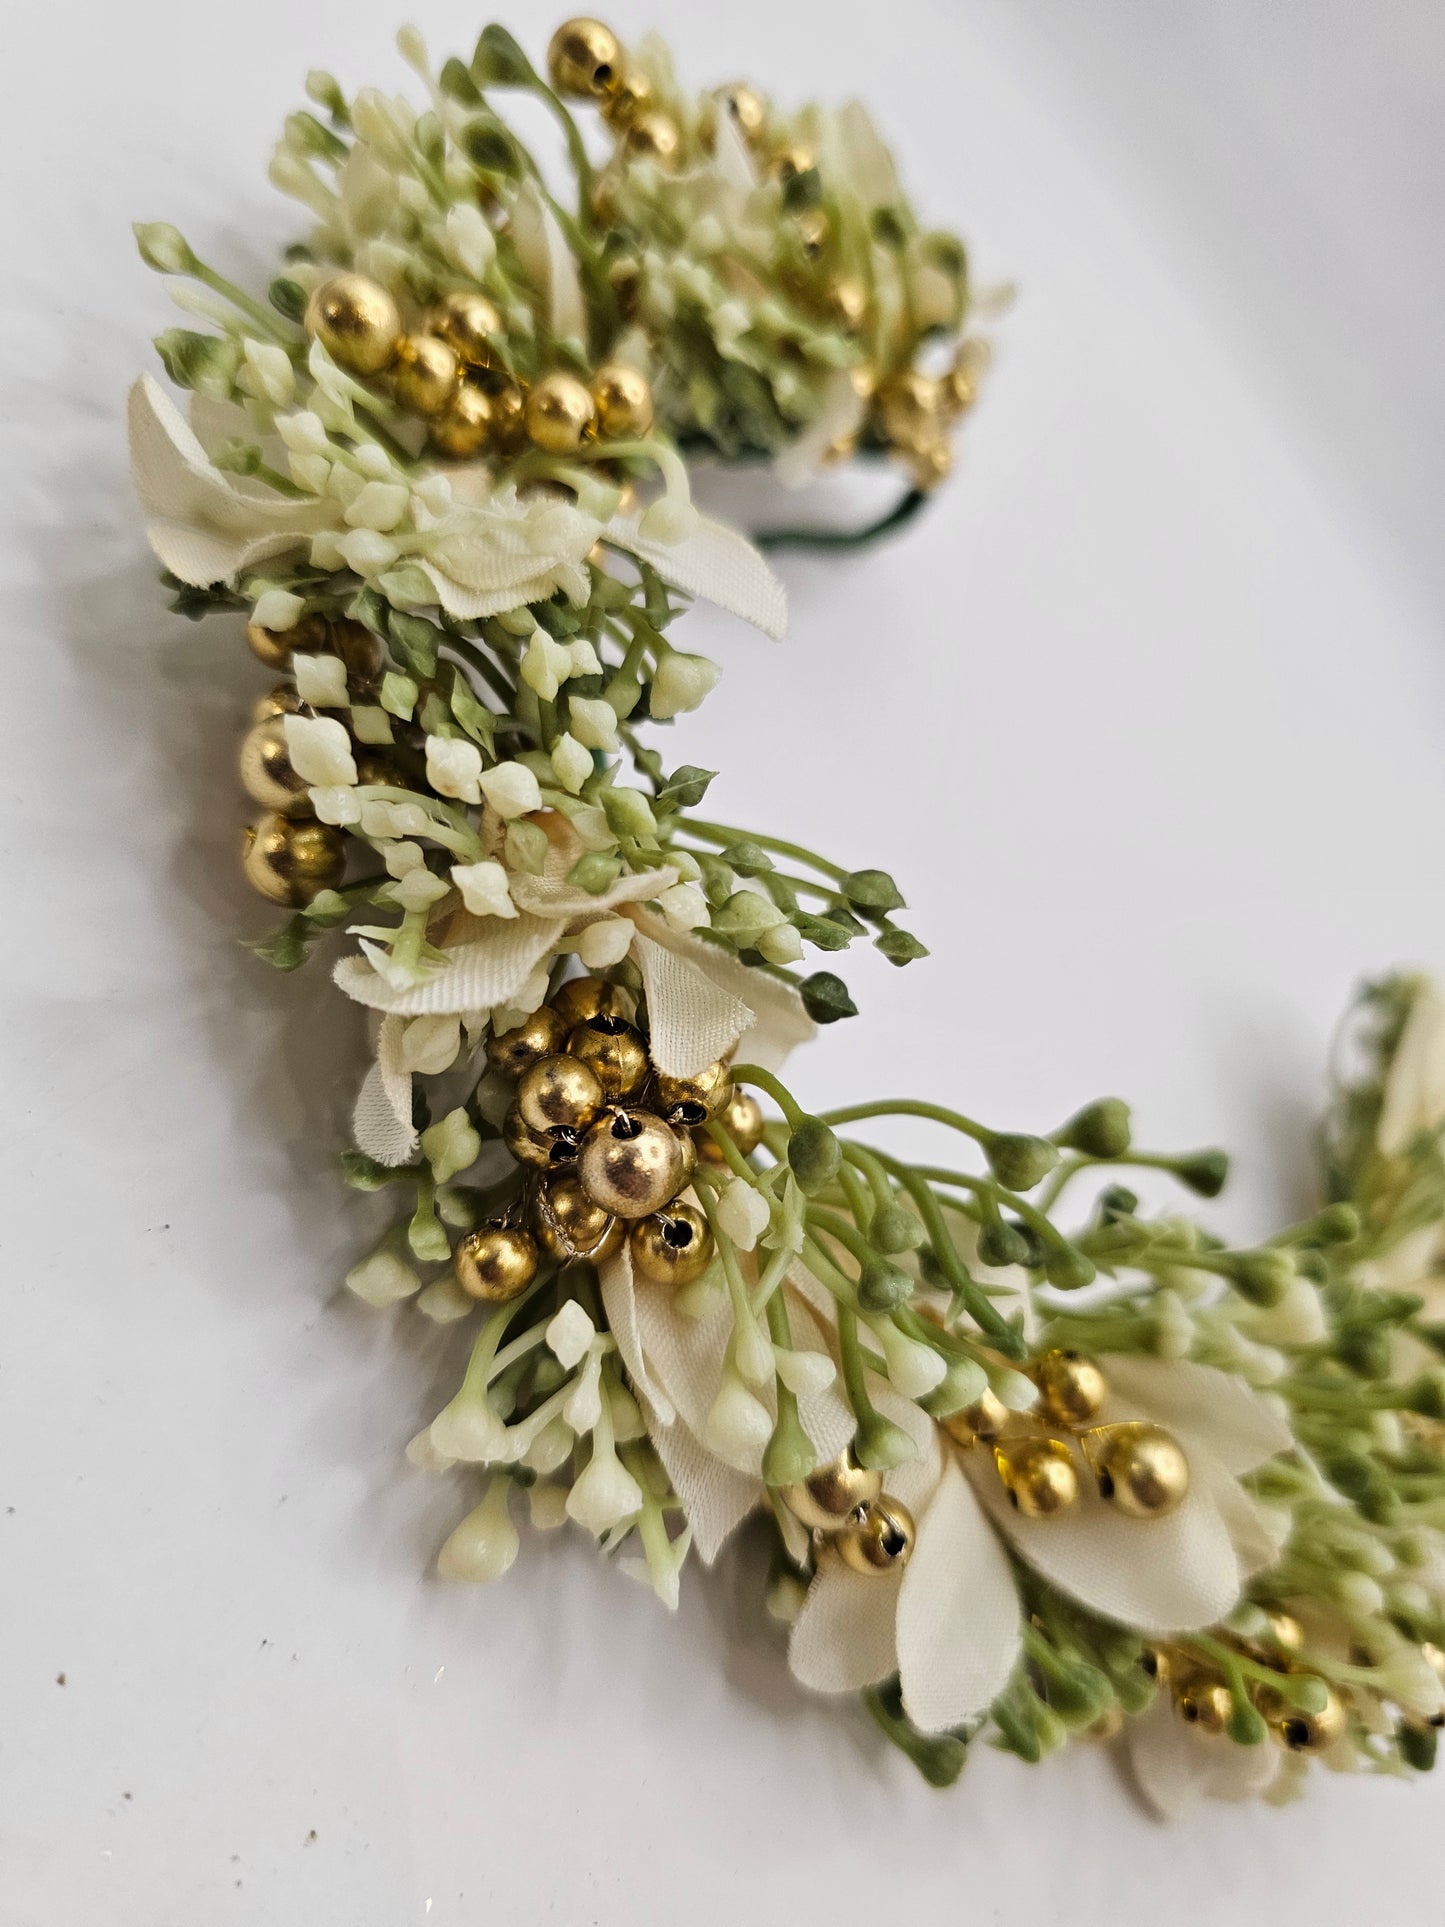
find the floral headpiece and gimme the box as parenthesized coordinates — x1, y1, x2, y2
(129, 19, 1445, 1816)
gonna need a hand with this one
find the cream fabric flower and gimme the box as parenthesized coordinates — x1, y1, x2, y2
(127, 374, 787, 636)
(1124, 1698, 1293, 1817)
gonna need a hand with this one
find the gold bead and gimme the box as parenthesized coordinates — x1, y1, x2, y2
(943, 337, 991, 417)
(353, 751, 399, 789)
(1274, 1685, 1347, 1753)
(241, 813, 346, 906)
(428, 289, 503, 367)
(796, 208, 829, 259)
(547, 17, 622, 98)
(391, 332, 461, 416)
(674, 1125, 698, 1189)
(781, 1448, 882, 1531)
(517, 1053, 606, 1134)
(695, 1088, 766, 1165)
(552, 976, 634, 1027)
(251, 683, 302, 725)
(827, 276, 868, 332)
(327, 617, 385, 691)
(1085, 1422, 1190, 1519)
(238, 717, 310, 814)
(578, 1109, 685, 1219)
(1175, 1680, 1233, 1736)
(904, 436, 953, 493)
(486, 1006, 570, 1079)
(876, 369, 945, 448)
(630, 1204, 714, 1287)
(993, 1436, 1080, 1518)
(1267, 1610, 1305, 1656)
(565, 1016, 650, 1102)
(941, 1386, 1011, 1447)
(768, 143, 814, 185)
(623, 111, 681, 166)
(534, 1172, 623, 1263)
(599, 65, 652, 129)
(654, 1059, 734, 1128)
(1032, 1349, 1109, 1429)
(304, 272, 402, 376)
(590, 363, 654, 441)
(712, 82, 767, 145)
(430, 380, 494, 459)
(525, 371, 597, 454)
(453, 1225, 539, 1302)
(834, 1497, 916, 1575)
(484, 376, 528, 450)
(1141, 1646, 1172, 1691)
(503, 1102, 579, 1172)
(245, 610, 326, 670)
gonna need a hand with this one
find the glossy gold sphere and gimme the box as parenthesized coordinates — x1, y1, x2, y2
(599, 65, 653, 129)
(655, 1059, 734, 1128)
(526, 371, 597, 454)
(552, 976, 634, 1027)
(941, 1386, 1011, 1447)
(827, 276, 868, 332)
(768, 142, 814, 185)
(994, 1436, 1080, 1518)
(327, 617, 385, 689)
(835, 1498, 916, 1575)
(244, 610, 324, 669)
(590, 363, 654, 441)
(504, 1103, 578, 1172)
(353, 751, 399, 789)
(430, 380, 494, 459)
(1033, 1350, 1109, 1429)
(1274, 1684, 1347, 1753)
(1176, 1680, 1233, 1736)
(251, 683, 302, 725)
(428, 289, 503, 367)
(578, 1109, 685, 1219)
(1266, 1610, 1305, 1655)
(630, 1204, 714, 1287)
(696, 1089, 766, 1165)
(534, 1173, 622, 1263)
(454, 1225, 539, 1302)
(1087, 1422, 1189, 1519)
(238, 717, 310, 814)
(486, 1006, 569, 1079)
(1141, 1646, 1173, 1691)
(241, 813, 346, 906)
(781, 1449, 882, 1531)
(565, 1016, 650, 1102)
(391, 332, 461, 416)
(876, 369, 945, 449)
(623, 111, 681, 166)
(517, 1054, 606, 1134)
(904, 436, 954, 493)
(943, 338, 991, 417)
(483, 376, 528, 450)
(713, 82, 767, 144)
(304, 272, 402, 376)
(547, 17, 622, 98)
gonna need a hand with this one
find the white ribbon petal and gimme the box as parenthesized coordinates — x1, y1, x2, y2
(1378, 979, 1445, 1154)
(603, 509, 788, 640)
(334, 911, 564, 1016)
(631, 932, 756, 1078)
(647, 1411, 761, 1564)
(598, 1245, 675, 1427)
(351, 1014, 420, 1164)
(631, 910, 815, 1072)
(1126, 1697, 1281, 1819)
(896, 1456, 1022, 1733)
(789, 1562, 904, 1695)
(1102, 1355, 1293, 1477)
(510, 179, 587, 344)
(773, 370, 867, 491)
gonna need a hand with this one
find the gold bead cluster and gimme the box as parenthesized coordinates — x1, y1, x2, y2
(871, 346, 988, 492)
(782, 1449, 917, 1578)
(1145, 1630, 1351, 1755)
(451, 976, 768, 1306)
(304, 271, 655, 460)
(237, 612, 387, 907)
(943, 1349, 1191, 1522)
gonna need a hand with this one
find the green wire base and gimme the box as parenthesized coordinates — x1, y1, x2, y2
(754, 487, 929, 553)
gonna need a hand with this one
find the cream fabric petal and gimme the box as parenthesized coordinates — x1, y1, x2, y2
(647, 1411, 761, 1564)
(351, 1014, 419, 1164)
(509, 180, 586, 343)
(145, 520, 316, 590)
(875, 1379, 944, 1514)
(773, 370, 868, 490)
(598, 1246, 675, 1426)
(896, 1458, 1022, 1733)
(631, 910, 815, 1071)
(416, 560, 588, 622)
(631, 933, 756, 1078)
(1378, 979, 1445, 1154)
(967, 1438, 1243, 1635)
(1207, 1457, 1289, 1576)
(333, 912, 564, 1016)
(1103, 1355, 1293, 1476)
(602, 509, 788, 640)
(1126, 1698, 1281, 1819)
(790, 1562, 904, 1695)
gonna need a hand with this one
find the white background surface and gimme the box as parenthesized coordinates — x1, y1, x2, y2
(4, 2, 1445, 1921)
